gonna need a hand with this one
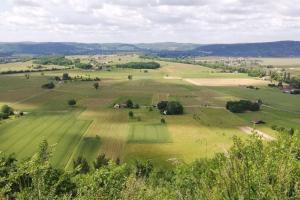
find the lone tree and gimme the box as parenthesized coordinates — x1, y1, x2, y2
(62, 73, 70, 80)
(126, 99, 133, 108)
(128, 111, 134, 118)
(93, 82, 99, 90)
(68, 99, 77, 106)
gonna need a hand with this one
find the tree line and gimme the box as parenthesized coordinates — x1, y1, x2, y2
(116, 62, 160, 69)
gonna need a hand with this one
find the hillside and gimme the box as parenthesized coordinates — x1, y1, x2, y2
(1, 41, 300, 57)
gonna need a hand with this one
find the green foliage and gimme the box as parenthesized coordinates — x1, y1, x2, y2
(126, 99, 133, 108)
(75, 62, 93, 69)
(34, 56, 73, 66)
(41, 82, 55, 89)
(1, 105, 13, 115)
(93, 154, 109, 169)
(93, 82, 99, 89)
(117, 62, 160, 69)
(0, 112, 9, 120)
(226, 100, 260, 113)
(67, 99, 76, 106)
(0, 135, 299, 199)
(247, 69, 266, 77)
(73, 156, 90, 174)
(62, 73, 70, 80)
(128, 111, 134, 118)
(157, 101, 184, 115)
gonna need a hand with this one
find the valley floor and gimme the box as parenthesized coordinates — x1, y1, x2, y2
(0, 55, 299, 168)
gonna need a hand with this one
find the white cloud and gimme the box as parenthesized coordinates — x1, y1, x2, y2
(0, 0, 299, 43)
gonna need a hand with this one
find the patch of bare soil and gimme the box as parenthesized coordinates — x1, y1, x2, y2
(184, 78, 267, 86)
(239, 126, 276, 141)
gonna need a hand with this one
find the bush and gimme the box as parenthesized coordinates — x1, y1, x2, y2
(93, 154, 109, 169)
(93, 82, 99, 89)
(68, 99, 76, 106)
(128, 111, 134, 118)
(226, 100, 260, 113)
(157, 101, 168, 110)
(126, 99, 133, 108)
(73, 156, 90, 174)
(161, 118, 166, 124)
(291, 89, 300, 94)
(1, 105, 14, 115)
(166, 101, 184, 115)
(62, 73, 71, 80)
(42, 82, 55, 89)
(0, 112, 9, 120)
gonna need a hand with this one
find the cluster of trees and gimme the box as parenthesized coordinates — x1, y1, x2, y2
(53, 74, 101, 82)
(0, 67, 70, 75)
(116, 62, 160, 69)
(0, 105, 14, 120)
(125, 99, 139, 109)
(74, 58, 93, 70)
(75, 62, 93, 70)
(41, 82, 55, 89)
(34, 56, 73, 66)
(157, 101, 184, 115)
(0, 134, 299, 199)
(226, 100, 261, 113)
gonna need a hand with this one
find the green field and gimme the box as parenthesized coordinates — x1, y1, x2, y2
(0, 54, 299, 169)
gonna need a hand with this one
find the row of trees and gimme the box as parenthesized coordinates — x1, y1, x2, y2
(34, 56, 73, 66)
(0, 133, 299, 199)
(0, 67, 70, 75)
(226, 100, 261, 113)
(116, 62, 160, 69)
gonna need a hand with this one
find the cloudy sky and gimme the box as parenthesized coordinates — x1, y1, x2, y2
(0, 0, 299, 43)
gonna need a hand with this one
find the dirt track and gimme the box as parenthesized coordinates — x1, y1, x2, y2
(239, 126, 276, 141)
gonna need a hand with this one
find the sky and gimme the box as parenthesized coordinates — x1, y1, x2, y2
(0, 0, 300, 44)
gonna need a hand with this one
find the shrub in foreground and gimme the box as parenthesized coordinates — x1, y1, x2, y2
(0, 134, 299, 199)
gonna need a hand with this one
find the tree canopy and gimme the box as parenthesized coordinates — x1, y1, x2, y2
(116, 62, 160, 69)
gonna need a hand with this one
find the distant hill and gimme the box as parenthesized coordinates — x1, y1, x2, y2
(0, 41, 300, 57)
